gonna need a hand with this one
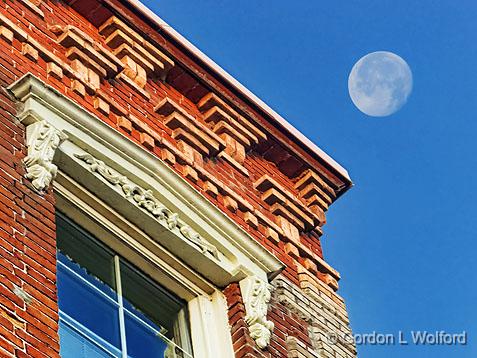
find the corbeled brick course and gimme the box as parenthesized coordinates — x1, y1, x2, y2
(0, 0, 355, 357)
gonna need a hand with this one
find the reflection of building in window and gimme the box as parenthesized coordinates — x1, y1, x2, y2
(56, 213, 193, 358)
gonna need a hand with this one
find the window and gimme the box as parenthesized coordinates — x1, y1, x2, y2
(56, 213, 193, 358)
(9, 74, 282, 358)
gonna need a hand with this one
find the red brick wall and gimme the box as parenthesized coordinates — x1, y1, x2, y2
(224, 282, 319, 358)
(0, 1, 354, 357)
(0, 72, 59, 357)
(224, 283, 265, 358)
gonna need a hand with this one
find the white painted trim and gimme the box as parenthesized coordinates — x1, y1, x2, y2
(23, 120, 67, 192)
(240, 276, 274, 349)
(54, 171, 215, 299)
(188, 293, 234, 358)
(9, 73, 283, 352)
(54, 173, 232, 357)
(8, 73, 283, 284)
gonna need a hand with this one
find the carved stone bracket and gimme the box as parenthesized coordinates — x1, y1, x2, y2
(74, 152, 219, 260)
(23, 120, 67, 192)
(239, 276, 274, 349)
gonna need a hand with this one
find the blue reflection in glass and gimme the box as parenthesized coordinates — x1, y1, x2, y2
(124, 311, 169, 358)
(57, 263, 121, 349)
(59, 320, 117, 358)
(58, 252, 117, 299)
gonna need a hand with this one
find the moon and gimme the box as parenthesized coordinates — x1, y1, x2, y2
(348, 51, 413, 117)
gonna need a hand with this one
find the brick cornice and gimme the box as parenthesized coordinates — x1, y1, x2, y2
(66, 0, 351, 194)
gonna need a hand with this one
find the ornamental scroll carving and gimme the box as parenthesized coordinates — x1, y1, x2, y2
(240, 276, 275, 349)
(74, 152, 219, 260)
(23, 121, 67, 192)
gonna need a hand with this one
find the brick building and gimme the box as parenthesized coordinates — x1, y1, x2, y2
(0, 1, 356, 357)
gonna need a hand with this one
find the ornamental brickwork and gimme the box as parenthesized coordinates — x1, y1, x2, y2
(0, 1, 355, 357)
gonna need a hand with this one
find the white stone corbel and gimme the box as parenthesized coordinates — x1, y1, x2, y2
(23, 120, 67, 192)
(240, 276, 275, 349)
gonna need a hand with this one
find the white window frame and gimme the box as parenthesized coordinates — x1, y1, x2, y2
(56, 216, 194, 357)
(9, 73, 284, 357)
(55, 174, 232, 358)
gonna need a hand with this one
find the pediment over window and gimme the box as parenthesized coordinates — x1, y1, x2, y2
(9, 73, 283, 289)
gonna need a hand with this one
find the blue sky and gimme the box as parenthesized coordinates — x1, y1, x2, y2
(143, 1, 476, 357)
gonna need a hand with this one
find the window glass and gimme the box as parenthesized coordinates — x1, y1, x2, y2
(57, 256, 121, 349)
(56, 215, 116, 297)
(124, 311, 170, 358)
(120, 261, 184, 338)
(56, 212, 193, 358)
(58, 320, 118, 358)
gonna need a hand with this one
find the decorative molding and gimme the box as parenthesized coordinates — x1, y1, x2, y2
(9, 74, 284, 284)
(273, 277, 357, 357)
(197, 92, 267, 174)
(74, 152, 219, 260)
(240, 276, 274, 349)
(98, 16, 175, 86)
(155, 97, 225, 163)
(276, 293, 313, 323)
(23, 120, 67, 191)
(286, 336, 321, 358)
